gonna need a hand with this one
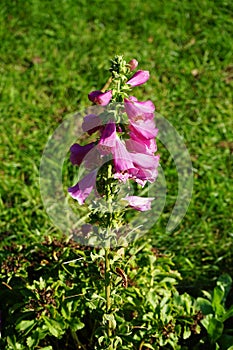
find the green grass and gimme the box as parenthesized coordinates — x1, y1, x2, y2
(1, 0, 233, 292)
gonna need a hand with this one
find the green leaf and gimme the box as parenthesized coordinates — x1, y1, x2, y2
(6, 335, 24, 349)
(26, 336, 37, 348)
(142, 344, 155, 349)
(201, 315, 224, 342)
(103, 313, 117, 329)
(42, 316, 65, 338)
(16, 319, 35, 334)
(196, 297, 213, 315)
(183, 326, 191, 339)
(69, 317, 85, 332)
(212, 286, 225, 316)
(221, 305, 233, 322)
(217, 274, 232, 301)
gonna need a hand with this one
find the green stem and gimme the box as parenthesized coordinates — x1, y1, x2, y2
(105, 247, 111, 337)
(70, 329, 86, 350)
(105, 163, 113, 338)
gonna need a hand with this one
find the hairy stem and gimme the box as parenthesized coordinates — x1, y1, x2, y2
(105, 163, 113, 338)
(105, 247, 111, 337)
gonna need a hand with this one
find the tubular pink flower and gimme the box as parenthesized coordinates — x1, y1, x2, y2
(126, 70, 150, 87)
(129, 119, 158, 140)
(70, 143, 95, 166)
(135, 166, 159, 184)
(131, 152, 159, 170)
(128, 59, 138, 71)
(124, 96, 155, 121)
(88, 90, 112, 106)
(98, 121, 116, 155)
(82, 114, 102, 135)
(122, 196, 154, 211)
(113, 135, 137, 174)
(68, 169, 98, 205)
(126, 137, 157, 155)
(128, 152, 160, 184)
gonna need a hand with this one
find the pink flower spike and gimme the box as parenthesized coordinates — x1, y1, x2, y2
(68, 169, 98, 205)
(70, 142, 95, 166)
(128, 59, 138, 71)
(123, 196, 154, 211)
(82, 114, 102, 135)
(88, 90, 112, 106)
(126, 70, 150, 87)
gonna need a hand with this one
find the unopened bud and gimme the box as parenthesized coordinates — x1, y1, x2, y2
(128, 59, 138, 71)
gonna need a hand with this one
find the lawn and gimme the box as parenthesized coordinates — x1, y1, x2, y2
(0, 0, 233, 348)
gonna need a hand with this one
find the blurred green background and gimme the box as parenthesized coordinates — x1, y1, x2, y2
(0, 0, 232, 291)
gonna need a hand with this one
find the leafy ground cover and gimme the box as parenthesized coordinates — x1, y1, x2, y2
(0, 0, 233, 348)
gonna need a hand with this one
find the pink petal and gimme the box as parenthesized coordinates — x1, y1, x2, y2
(131, 152, 160, 170)
(124, 96, 155, 121)
(129, 119, 158, 140)
(82, 114, 102, 135)
(125, 137, 157, 155)
(98, 121, 116, 155)
(88, 90, 112, 106)
(126, 70, 150, 87)
(70, 143, 95, 166)
(68, 169, 98, 205)
(113, 136, 137, 173)
(122, 196, 154, 211)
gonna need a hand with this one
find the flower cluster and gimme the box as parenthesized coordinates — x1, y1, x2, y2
(68, 56, 159, 212)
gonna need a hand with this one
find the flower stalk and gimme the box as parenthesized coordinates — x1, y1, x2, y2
(68, 55, 159, 346)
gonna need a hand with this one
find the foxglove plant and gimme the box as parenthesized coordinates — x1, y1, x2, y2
(68, 55, 159, 347)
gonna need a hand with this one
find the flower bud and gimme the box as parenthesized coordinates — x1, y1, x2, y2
(126, 70, 150, 87)
(128, 59, 138, 71)
(88, 90, 112, 106)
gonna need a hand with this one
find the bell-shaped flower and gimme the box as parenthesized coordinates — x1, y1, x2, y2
(82, 114, 102, 135)
(113, 136, 137, 174)
(129, 119, 158, 140)
(126, 137, 157, 155)
(122, 195, 154, 211)
(128, 151, 160, 185)
(68, 169, 98, 205)
(126, 70, 150, 87)
(124, 96, 155, 121)
(88, 90, 112, 106)
(134, 166, 159, 184)
(70, 142, 95, 166)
